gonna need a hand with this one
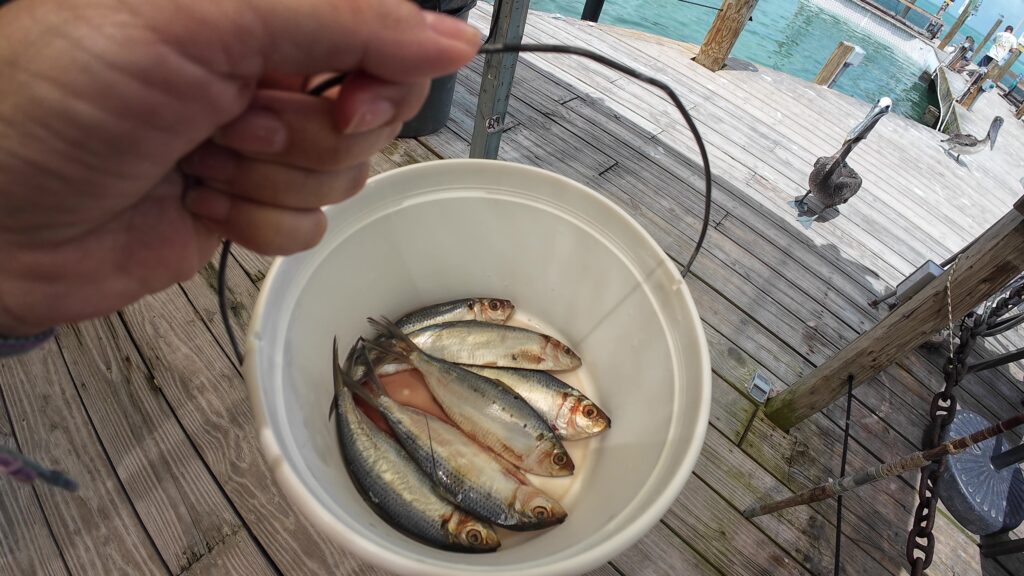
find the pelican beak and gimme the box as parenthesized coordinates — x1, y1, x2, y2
(846, 97, 893, 144)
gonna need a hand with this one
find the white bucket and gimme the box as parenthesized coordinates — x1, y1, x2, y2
(245, 159, 711, 576)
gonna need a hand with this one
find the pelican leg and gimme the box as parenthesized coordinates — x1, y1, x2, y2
(791, 190, 812, 211)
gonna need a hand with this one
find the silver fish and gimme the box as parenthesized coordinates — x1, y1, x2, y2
(408, 321, 582, 371)
(333, 299, 516, 412)
(333, 341, 500, 552)
(394, 298, 515, 333)
(463, 366, 610, 440)
(352, 352, 567, 530)
(367, 318, 575, 477)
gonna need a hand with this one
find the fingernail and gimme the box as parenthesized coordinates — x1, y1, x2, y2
(180, 146, 238, 182)
(216, 108, 287, 154)
(183, 187, 231, 221)
(423, 11, 481, 47)
(345, 99, 396, 134)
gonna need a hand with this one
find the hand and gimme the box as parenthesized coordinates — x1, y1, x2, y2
(0, 0, 479, 336)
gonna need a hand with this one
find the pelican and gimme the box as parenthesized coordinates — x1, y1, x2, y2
(941, 116, 1003, 161)
(791, 97, 892, 225)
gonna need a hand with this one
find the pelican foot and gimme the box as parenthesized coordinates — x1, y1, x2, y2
(796, 214, 817, 229)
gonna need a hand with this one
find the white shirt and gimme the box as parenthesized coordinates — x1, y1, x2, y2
(987, 31, 1018, 63)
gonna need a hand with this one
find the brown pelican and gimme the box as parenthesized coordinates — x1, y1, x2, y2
(941, 116, 1003, 161)
(790, 97, 892, 227)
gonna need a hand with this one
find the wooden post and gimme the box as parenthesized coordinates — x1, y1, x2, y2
(898, 0, 916, 19)
(581, 0, 605, 22)
(694, 0, 758, 72)
(1016, 101, 1024, 120)
(978, 18, 1003, 57)
(814, 42, 861, 88)
(961, 49, 1020, 108)
(939, 0, 978, 49)
(470, 0, 530, 159)
(764, 198, 1024, 431)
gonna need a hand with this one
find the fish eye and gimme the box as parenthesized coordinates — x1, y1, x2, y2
(552, 452, 568, 466)
(488, 300, 501, 311)
(532, 506, 549, 519)
(562, 345, 572, 353)
(582, 405, 598, 419)
(466, 528, 483, 545)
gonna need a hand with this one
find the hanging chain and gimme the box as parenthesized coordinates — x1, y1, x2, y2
(905, 263, 1024, 575)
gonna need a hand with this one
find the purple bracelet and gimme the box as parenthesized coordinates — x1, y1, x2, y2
(0, 327, 55, 357)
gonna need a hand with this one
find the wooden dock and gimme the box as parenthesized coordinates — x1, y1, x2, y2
(3, 5, 1024, 575)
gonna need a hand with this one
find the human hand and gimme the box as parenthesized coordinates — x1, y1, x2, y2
(0, 0, 479, 336)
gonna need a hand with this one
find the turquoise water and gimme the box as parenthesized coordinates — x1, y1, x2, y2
(527, 0, 1005, 120)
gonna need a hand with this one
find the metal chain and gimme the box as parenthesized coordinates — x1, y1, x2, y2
(905, 266, 1024, 575)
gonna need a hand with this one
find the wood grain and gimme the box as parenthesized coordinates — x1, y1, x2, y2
(120, 287, 386, 576)
(694, 0, 759, 72)
(55, 318, 274, 575)
(0, 379, 68, 576)
(0, 340, 166, 575)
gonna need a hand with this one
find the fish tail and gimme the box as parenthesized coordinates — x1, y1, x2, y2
(358, 346, 389, 399)
(333, 338, 380, 408)
(366, 317, 416, 358)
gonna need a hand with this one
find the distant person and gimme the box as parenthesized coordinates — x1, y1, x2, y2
(978, 25, 1017, 68)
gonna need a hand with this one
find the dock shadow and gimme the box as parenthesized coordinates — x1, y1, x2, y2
(722, 58, 759, 73)
(942, 146, 973, 171)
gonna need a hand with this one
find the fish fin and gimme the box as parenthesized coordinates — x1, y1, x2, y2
(367, 317, 416, 354)
(333, 340, 380, 408)
(358, 346, 389, 399)
(361, 338, 409, 365)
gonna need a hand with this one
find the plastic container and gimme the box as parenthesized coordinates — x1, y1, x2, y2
(399, 0, 478, 138)
(244, 159, 711, 576)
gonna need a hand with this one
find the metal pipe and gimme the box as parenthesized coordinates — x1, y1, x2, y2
(743, 411, 1024, 518)
(965, 346, 1024, 374)
(991, 443, 1024, 470)
(581, 0, 605, 22)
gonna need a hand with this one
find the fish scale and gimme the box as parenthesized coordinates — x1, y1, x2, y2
(333, 343, 499, 552)
(368, 318, 575, 477)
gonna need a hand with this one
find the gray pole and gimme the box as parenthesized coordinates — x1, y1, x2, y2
(470, 0, 530, 159)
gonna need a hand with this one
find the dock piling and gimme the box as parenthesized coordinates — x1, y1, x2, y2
(694, 0, 758, 72)
(764, 196, 1024, 431)
(814, 42, 864, 89)
(978, 18, 1003, 57)
(940, 0, 980, 50)
(470, 0, 530, 159)
(961, 48, 1021, 109)
(581, 0, 604, 23)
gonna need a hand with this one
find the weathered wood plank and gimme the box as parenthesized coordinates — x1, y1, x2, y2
(767, 204, 1024, 429)
(0, 388, 69, 576)
(179, 529, 276, 576)
(120, 287, 387, 575)
(0, 340, 167, 575)
(609, 521, 721, 576)
(55, 318, 274, 575)
(663, 475, 810, 576)
(696, 426, 888, 576)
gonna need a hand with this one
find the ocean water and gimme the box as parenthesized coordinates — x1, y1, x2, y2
(526, 0, 1004, 120)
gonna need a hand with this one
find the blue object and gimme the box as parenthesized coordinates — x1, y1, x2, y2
(938, 410, 1024, 536)
(0, 327, 55, 357)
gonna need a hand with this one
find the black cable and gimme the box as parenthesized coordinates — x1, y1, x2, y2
(834, 375, 854, 576)
(216, 43, 714, 365)
(479, 43, 713, 276)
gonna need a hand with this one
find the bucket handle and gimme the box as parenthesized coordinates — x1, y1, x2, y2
(214, 42, 714, 365)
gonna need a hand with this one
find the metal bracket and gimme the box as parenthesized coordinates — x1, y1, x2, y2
(747, 371, 772, 404)
(485, 115, 519, 134)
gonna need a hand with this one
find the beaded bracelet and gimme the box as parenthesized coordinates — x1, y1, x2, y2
(0, 327, 55, 357)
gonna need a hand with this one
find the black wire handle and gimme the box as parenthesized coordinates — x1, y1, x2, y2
(217, 42, 714, 365)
